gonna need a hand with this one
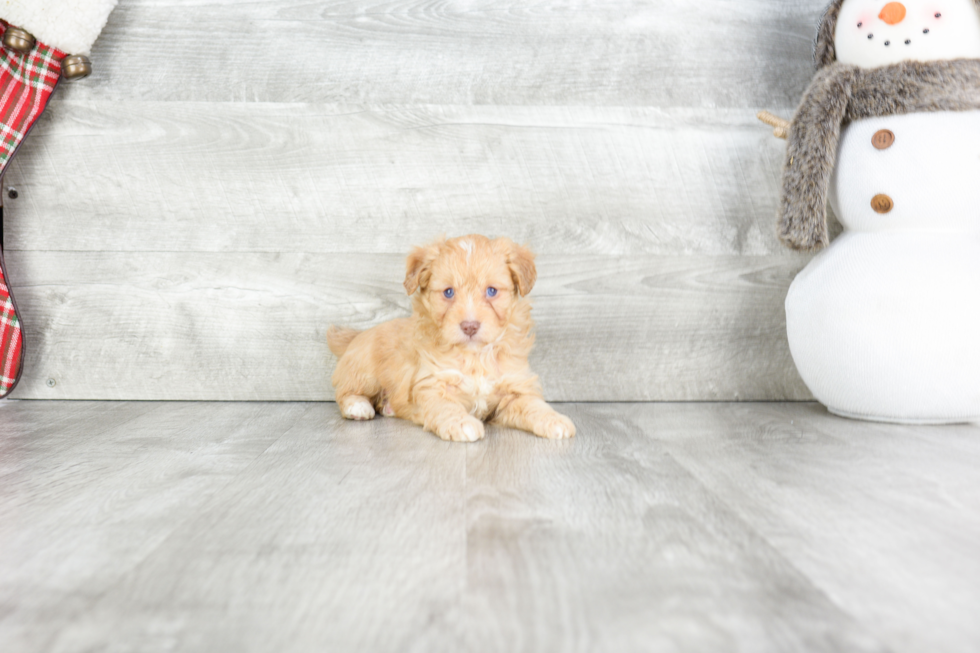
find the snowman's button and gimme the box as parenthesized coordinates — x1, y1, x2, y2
(871, 194, 894, 214)
(872, 129, 895, 150)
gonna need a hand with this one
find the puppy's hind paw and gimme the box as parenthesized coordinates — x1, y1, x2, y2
(339, 396, 376, 421)
(435, 415, 486, 443)
(534, 413, 576, 440)
(380, 399, 396, 417)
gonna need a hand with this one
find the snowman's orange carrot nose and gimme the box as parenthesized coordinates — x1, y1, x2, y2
(879, 2, 907, 25)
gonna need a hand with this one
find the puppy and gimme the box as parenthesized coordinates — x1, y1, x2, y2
(327, 235, 575, 442)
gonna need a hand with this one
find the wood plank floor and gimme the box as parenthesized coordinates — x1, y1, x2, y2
(1, 401, 977, 653)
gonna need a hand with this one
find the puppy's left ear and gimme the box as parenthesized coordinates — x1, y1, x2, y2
(506, 242, 537, 296)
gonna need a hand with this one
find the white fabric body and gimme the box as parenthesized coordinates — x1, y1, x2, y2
(0, 0, 118, 55)
(835, 0, 980, 68)
(787, 111, 980, 423)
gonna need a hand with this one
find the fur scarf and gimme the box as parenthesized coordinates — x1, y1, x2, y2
(778, 0, 980, 251)
(779, 58, 980, 250)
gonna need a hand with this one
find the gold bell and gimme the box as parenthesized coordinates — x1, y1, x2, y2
(61, 55, 93, 81)
(2, 26, 36, 53)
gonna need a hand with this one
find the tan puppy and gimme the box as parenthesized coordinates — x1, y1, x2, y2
(327, 235, 575, 442)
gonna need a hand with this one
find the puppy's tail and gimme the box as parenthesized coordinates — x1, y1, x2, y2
(327, 326, 361, 357)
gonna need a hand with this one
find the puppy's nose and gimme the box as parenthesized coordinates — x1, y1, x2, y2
(460, 321, 480, 337)
(879, 2, 906, 25)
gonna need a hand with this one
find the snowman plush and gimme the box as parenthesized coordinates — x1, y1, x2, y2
(773, 0, 980, 423)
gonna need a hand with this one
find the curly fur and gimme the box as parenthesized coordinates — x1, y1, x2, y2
(328, 235, 575, 442)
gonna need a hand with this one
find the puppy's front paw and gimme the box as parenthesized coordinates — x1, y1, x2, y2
(435, 415, 486, 443)
(533, 413, 576, 440)
(339, 396, 376, 421)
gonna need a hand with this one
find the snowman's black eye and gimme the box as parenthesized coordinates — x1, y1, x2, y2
(884, 40, 891, 46)
(857, 21, 863, 28)
(923, 28, 930, 34)
(905, 39, 911, 45)
(868, 33, 874, 39)
(935, 12, 941, 18)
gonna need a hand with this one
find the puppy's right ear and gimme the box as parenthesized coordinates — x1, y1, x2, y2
(404, 244, 437, 295)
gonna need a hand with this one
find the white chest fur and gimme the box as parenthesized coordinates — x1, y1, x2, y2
(431, 366, 500, 421)
(463, 374, 498, 420)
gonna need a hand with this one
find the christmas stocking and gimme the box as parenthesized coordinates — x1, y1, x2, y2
(0, 1, 117, 398)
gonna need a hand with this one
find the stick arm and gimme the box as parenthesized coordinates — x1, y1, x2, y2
(757, 111, 790, 140)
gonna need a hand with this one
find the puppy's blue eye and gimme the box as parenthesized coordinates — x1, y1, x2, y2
(486, 287, 498, 298)
(443, 288, 454, 299)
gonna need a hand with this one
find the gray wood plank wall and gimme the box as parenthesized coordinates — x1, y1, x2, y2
(2, 0, 832, 401)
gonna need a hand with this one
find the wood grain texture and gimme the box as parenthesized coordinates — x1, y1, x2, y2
(4, 250, 811, 401)
(53, 0, 826, 107)
(627, 402, 980, 653)
(0, 400, 160, 478)
(0, 401, 315, 653)
(5, 401, 979, 652)
(5, 103, 798, 256)
(447, 407, 885, 653)
(0, 0, 836, 401)
(0, 401, 467, 653)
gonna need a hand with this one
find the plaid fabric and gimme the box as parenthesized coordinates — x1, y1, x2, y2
(1, 256, 22, 396)
(0, 21, 64, 171)
(1, 21, 64, 397)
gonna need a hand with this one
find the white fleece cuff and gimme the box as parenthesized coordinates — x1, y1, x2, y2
(1, 0, 118, 55)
